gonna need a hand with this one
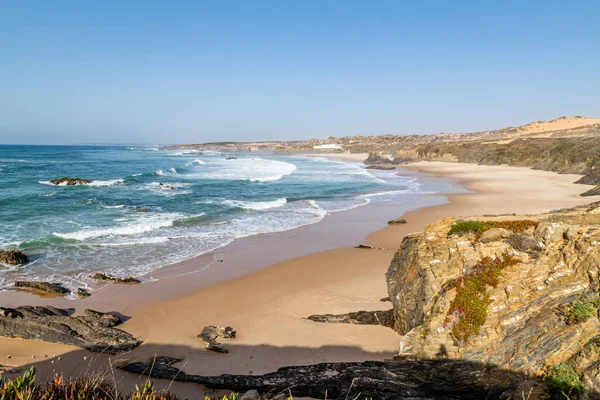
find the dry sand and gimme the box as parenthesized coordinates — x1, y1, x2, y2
(0, 161, 596, 397)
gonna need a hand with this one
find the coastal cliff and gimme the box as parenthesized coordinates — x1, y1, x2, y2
(386, 202, 600, 396)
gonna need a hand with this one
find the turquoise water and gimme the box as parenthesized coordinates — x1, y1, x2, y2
(0, 145, 448, 292)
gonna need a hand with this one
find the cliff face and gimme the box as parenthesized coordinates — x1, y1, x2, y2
(386, 203, 600, 393)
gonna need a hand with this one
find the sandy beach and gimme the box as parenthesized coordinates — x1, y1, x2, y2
(1, 161, 596, 397)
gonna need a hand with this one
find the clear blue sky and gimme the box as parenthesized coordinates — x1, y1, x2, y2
(1, 1, 598, 144)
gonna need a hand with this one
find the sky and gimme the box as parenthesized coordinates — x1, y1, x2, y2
(0, 1, 598, 145)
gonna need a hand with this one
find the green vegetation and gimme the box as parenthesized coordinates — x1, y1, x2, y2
(0, 367, 242, 400)
(447, 220, 539, 238)
(557, 298, 600, 325)
(544, 363, 584, 397)
(445, 256, 518, 342)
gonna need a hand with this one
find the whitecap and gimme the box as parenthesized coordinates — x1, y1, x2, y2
(222, 197, 288, 211)
(52, 213, 183, 241)
(184, 157, 297, 182)
(88, 179, 124, 187)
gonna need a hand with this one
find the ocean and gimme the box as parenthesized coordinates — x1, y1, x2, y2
(0, 145, 449, 293)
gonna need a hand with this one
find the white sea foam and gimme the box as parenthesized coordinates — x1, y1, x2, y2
(102, 205, 126, 209)
(127, 147, 159, 151)
(39, 179, 124, 187)
(132, 173, 143, 177)
(170, 150, 201, 156)
(222, 197, 288, 210)
(88, 179, 124, 187)
(52, 213, 183, 241)
(184, 157, 297, 182)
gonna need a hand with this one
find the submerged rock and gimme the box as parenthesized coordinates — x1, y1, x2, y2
(0, 250, 28, 265)
(14, 281, 69, 297)
(0, 306, 140, 353)
(49, 177, 91, 186)
(225, 157, 238, 160)
(92, 273, 141, 284)
(156, 183, 175, 190)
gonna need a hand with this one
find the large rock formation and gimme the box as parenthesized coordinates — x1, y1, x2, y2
(0, 306, 140, 353)
(386, 204, 600, 396)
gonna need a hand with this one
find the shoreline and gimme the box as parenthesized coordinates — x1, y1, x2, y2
(0, 161, 596, 397)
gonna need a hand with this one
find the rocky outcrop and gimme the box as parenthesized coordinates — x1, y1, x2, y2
(386, 205, 600, 396)
(0, 250, 28, 265)
(307, 309, 394, 328)
(198, 325, 236, 353)
(581, 185, 600, 196)
(0, 306, 140, 353)
(388, 218, 407, 225)
(14, 281, 70, 297)
(49, 177, 91, 186)
(364, 152, 390, 164)
(576, 171, 600, 185)
(92, 273, 141, 284)
(120, 356, 550, 399)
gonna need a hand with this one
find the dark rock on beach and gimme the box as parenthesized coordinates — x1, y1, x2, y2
(0, 250, 29, 265)
(14, 281, 70, 297)
(581, 185, 600, 196)
(307, 309, 395, 328)
(92, 273, 141, 284)
(225, 157, 238, 160)
(198, 325, 236, 353)
(387, 218, 407, 225)
(49, 177, 91, 186)
(76, 288, 91, 298)
(354, 244, 374, 249)
(0, 306, 140, 353)
(120, 356, 549, 399)
(575, 170, 600, 185)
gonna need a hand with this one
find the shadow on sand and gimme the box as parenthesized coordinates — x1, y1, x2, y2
(2, 341, 578, 400)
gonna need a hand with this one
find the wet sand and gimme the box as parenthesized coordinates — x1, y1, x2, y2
(0, 161, 595, 398)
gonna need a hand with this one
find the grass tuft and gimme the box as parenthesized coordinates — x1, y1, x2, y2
(544, 363, 584, 397)
(444, 256, 519, 342)
(447, 220, 539, 239)
(0, 367, 244, 400)
(557, 298, 599, 325)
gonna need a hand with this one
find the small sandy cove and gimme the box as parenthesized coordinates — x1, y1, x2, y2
(0, 161, 595, 397)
